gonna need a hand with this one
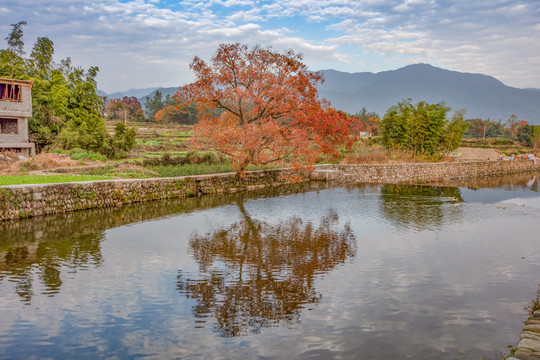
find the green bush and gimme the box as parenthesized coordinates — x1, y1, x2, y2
(103, 122, 137, 159)
(367, 136, 383, 146)
(517, 125, 534, 147)
(52, 148, 107, 162)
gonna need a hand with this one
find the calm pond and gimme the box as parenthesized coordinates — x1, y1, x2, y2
(1, 173, 539, 359)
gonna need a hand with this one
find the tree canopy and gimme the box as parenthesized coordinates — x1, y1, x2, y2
(3, 21, 27, 78)
(143, 90, 175, 119)
(177, 43, 358, 175)
(380, 99, 468, 156)
(105, 96, 144, 122)
(462, 116, 534, 143)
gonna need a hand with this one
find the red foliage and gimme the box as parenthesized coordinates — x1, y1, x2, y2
(177, 43, 358, 175)
(154, 104, 186, 123)
(506, 114, 528, 139)
(106, 96, 144, 121)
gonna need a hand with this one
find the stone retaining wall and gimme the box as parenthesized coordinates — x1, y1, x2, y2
(0, 169, 297, 221)
(311, 159, 539, 184)
(1, 160, 539, 221)
(508, 309, 540, 360)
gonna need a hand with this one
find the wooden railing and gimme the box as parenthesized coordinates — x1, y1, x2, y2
(0, 82, 22, 102)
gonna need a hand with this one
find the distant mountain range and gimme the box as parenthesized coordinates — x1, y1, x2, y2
(99, 87, 177, 102)
(98, 86, 162, 99)
(100, 63, 540, 124)
(317, 64, 540, 124)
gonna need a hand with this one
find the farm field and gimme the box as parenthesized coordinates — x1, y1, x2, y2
(105, 120, 194, 161)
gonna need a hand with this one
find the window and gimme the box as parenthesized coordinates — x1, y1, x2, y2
(0, 83, 22, 102)
(0, 118, 18, 134)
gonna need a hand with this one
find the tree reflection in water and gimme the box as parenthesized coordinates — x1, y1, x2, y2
(0, 186, 329, 304)
(177, 199, 356, 337)
(0, 233, 104, 303)
(379, 184, 464, 231)
(0, 194, 241, 304)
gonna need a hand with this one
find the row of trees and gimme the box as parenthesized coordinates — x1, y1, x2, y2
(465, 115, 527, 139)
(104, 96, 144, 122)
(1, 21, 136, 157)
(103, 90, 198, 124)
(107, 91, 383, 134)
(154, 102, 198, 124)
(378, 101, 540, 156)
(464, 116, 539, 146)
(143, 90, 199, 124)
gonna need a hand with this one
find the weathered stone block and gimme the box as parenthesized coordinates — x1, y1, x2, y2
(522, 332, 540, 342)
(519, 338, 540, 352)
(524, 324, 540, 333)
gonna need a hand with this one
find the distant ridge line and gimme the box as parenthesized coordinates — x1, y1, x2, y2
(99, 64, 540, 124)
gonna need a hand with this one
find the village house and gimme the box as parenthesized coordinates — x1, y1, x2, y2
(0, 78, 35, 156)
(359, 131, 373, 139)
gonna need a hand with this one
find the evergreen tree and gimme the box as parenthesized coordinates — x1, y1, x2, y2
(30, 37, 54, 78)
(144, 90, 164, 119)
(4, 21, 27, 78)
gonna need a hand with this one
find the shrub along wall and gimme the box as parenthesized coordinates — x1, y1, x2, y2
(1, 160, 538, 221)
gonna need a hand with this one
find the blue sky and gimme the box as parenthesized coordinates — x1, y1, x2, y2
(2, 0, 539, 93)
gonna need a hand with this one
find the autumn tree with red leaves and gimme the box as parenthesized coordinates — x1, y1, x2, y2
(177, 43, 358, 176)
(106, 96, 144, 122)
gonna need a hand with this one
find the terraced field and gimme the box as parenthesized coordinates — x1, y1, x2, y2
(106, 120, 194, 160)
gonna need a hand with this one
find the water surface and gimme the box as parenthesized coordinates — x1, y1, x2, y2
(1, 173, 539, 359)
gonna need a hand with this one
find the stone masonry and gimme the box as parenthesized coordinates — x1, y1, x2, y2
(0, 169, 298, 221)
(508, 310, 540, 360)
(0, 159, 538, 221)
(311, 159, 539, 184)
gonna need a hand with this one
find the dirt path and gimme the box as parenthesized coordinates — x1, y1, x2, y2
(450, 147, 504, 161)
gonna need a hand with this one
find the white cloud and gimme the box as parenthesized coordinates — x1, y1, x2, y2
(307, 0, 540, 88)
(1, 0, 538, 91)
(208, 0, 255, 7)
(227, 8, 264, 22)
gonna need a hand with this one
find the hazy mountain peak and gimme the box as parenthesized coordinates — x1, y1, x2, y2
(101, 86, 162, 99)
(316, 64, 539, 123)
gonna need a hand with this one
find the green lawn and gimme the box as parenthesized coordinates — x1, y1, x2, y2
(147, 162, 280, 177)
(148, 163, 234, 177)
(0, 174, 114, 186)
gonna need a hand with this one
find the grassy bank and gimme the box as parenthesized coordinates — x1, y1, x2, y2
(0, 174, 114, 186)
